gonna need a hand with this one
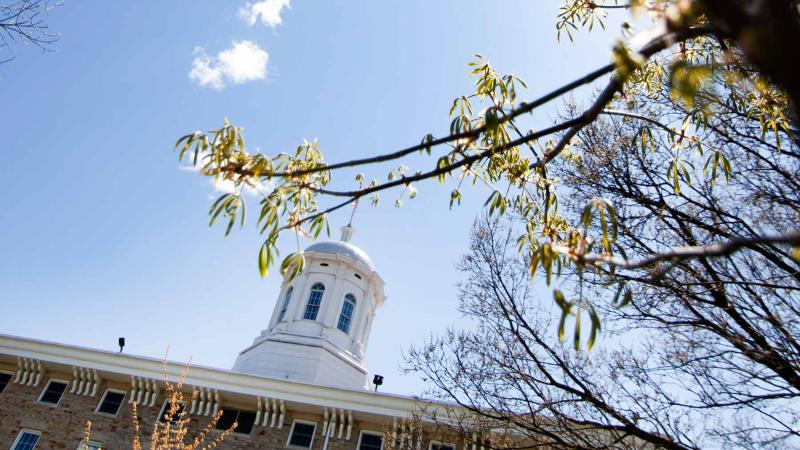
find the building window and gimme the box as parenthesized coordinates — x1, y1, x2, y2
(0, 372, 11, 394)
(337, 294, 357, 333)
(358, 431, 384, 450)
(302, 283, 325, 321)
(158, 400, 186, 423)
(287, 420, 316, 448)
(77, 440, 103, 450)
(95, 389, 126, 416)
(430, 442, 455, 450)
(278, 287, 294, 322)
(215, 407, 257, 435)
(38, 380, 68, 405)
(11, 429, 41, 450)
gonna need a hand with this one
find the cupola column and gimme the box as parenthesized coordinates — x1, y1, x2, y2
(286, 272, 310, 326)
(351, 283, 375, 353)
(321, 265, 348, 330)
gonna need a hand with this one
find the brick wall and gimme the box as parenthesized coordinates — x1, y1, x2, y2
(0, 370, 390, 450)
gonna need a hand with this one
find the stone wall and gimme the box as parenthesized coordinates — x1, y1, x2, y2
(0, 369, 391, 450)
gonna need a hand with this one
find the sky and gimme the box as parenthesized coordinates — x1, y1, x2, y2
(0, 1, 625, 395)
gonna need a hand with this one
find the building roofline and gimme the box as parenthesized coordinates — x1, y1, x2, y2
(0, 333, 449, 419)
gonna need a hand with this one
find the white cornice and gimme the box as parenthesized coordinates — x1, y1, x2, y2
(0, 334, 448, 419)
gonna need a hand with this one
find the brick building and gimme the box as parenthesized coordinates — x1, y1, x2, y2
(0, 227, 465, 450)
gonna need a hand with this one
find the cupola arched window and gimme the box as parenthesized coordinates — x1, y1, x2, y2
(337, 294, 357, 333)
(277, 287, 293, 322)
(303, 283, 325, 321)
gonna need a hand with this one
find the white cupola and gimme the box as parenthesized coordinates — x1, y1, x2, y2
(232, 226, 386, 390)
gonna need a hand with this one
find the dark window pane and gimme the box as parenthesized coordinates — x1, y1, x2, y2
(431, 444, 454, 450)
(13, 431, 40, 450)
(289, 422, 316, 447)
(97, 391, 125, 415)
(278, 287, 294, 322)
(216, 408, 238, 431)
(360, 433, 383, 450)
(0, 373, 11, 394)
(337, 294, 356, 333)
(303, 283, 325, 320)
(159, 401, 185, 423)
(39, 381, 67, 404)
(235, 410, 256, 435)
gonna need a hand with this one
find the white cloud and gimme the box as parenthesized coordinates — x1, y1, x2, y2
(238, 0, 291, 28)
(189, 41, 269, 90)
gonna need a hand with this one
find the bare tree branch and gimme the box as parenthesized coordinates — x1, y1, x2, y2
(554, 230, 800, 271)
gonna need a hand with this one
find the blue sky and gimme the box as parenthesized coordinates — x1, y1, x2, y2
(0, 1, 623, 395)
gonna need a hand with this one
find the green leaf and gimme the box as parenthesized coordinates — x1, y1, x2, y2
(258, 243, 269, 278)
(280, 252, 306, 283)
(449, 189, 462, 209)
(587, 306, 601, 350)
(611, 281, 626, 307)
(669, 62, 712, 108)
(557, 309, 569, 343)
(553, 289, 567, 309)
(573, 304, 582, 351)
(619, 288, 633, 308)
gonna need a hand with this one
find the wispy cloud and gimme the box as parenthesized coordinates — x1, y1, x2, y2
(238, 0, 291, 28)
(189, 40, 269, 90)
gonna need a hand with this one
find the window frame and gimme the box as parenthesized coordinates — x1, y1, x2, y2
(286, 419, 317, 449)
(0, 370, 13, 395)
(429, 441, 456, 450)
(37, 379, 69, 406)
(11, 429, 41, 450)
(76, 440, 103, 450)
(94, 388, 126, 416)
(336, 293, 357, 334)
(357, 430, 384, 450)
(214, 406, 257, 435)
(302, 283, 326, 321)
(277, 286, 294, 322)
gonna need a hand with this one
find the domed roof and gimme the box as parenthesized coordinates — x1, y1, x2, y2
(304, 226, 375, 270)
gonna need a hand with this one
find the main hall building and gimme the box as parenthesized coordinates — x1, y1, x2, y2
(0, 227, 472, 450)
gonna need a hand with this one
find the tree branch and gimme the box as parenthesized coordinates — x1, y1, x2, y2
(554, 230, 800, 271)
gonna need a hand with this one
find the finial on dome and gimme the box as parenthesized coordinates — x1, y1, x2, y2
(340, 226, 355, 243)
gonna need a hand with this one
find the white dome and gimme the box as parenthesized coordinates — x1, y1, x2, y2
(304, 240, 375, 270)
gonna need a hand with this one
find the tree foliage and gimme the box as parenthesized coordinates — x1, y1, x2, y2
(175, 0, 799, 347)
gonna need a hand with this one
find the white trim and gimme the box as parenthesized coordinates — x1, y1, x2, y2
(37, 378, 69, 406)
(357, 430, 384, 450)
(0, 333, 455, 418)
(11, 428, 41, 450)
(94, 388, 126, 416)
(76, 440, 102, 450)
(287, 419, 317, 449)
